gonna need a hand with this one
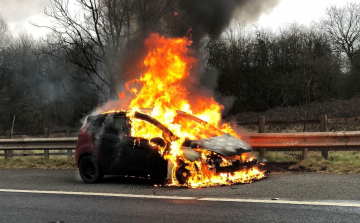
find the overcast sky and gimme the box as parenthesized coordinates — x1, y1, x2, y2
(1, 0, 360, 38)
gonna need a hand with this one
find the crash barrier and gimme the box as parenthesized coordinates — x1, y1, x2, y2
(1, 131, 360, 160)
(0, 127, 77, 159)
(249, 131, 360, 160)
(0, 114, 358, 159)
(0, 138, 77, 159)
(238, 114, 360, 159)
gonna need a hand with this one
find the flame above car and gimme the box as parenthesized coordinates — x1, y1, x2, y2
(103, 33, 264, 187)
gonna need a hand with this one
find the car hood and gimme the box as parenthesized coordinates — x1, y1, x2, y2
(191, 134, 253, 157)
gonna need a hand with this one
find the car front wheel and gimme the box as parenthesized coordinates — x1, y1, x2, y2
(79, 155, 104, 183)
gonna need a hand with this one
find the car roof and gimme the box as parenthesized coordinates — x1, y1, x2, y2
(87, 110, 177, 140)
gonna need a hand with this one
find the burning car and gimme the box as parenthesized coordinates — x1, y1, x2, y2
(75, 34, 265, 188)
(75, 109, 261, 187)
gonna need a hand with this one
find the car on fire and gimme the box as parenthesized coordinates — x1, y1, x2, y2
(75, 109, 257, 184)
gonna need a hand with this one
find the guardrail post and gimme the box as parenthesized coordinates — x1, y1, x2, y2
(44, 128, 49, 159)
(4, 130, 13, 159)
(320, 115, 329, 159)
(302, 148, 308, 160)
(258, 116, 266, 159)
(66, 127, 72, 158)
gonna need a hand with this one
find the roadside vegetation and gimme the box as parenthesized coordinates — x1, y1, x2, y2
(261, 151, 360, 174)
(1, 2, 360, 175)
(1, 152, 359, 174)
(0, 157, 76, 170)
(1, 2, 360, 132)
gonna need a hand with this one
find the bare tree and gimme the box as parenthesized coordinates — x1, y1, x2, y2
(35, 0, 136, 100)
(321, 2, 360, 62)
(34, 0, 176, 101)
(136, 0, 178, 37)
(0, 16, 9, 49)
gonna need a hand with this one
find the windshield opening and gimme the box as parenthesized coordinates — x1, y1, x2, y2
(131, 118, 164, 140)
(172, 114, 224, 140)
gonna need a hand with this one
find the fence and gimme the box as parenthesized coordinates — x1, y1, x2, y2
(249, 131, 360, 160)
(237, 114, 360, 159)
(1, 131, 360, 160)
(0, 137, 77, 159)
(1, 114, 360, 160)
(1, 114, 357, 138)
(0, 127, 78, 159)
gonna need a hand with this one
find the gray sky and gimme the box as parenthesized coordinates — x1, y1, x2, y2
(1, 0, 360, 38)
(257, 0, 360, 30)
(0, 0, 51, 37)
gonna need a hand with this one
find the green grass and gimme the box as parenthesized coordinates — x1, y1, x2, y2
(1, 152, 360, 174)
(260, 151, 305, 162)
(0, 157, 77, 170)
(259, 151, 360, 174)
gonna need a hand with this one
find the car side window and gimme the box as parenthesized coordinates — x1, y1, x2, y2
(130, 118, 163, 140)
(113, 117, 126, 131)
(104, 116, 127, 136)
(87, 115, 105, 133)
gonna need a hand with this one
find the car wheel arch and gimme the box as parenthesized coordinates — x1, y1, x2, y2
(78, 154, 104, 183)
(78, 153, 93, 167)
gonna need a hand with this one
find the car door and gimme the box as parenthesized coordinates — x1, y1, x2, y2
(97, 114, 167, 178)
(125, 118, 168, 179)
(96, 115, 130, 174)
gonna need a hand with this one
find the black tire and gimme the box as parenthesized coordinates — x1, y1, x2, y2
(79, 155, 104, 183)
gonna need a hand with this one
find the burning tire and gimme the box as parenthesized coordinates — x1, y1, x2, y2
(79, 155, 104, 183)
(175, 160, 190, 185)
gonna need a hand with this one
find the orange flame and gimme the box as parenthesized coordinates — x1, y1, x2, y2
(104, 33, 264, 188)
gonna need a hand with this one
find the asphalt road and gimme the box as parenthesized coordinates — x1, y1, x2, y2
(0, 170, 360, 222)
(1, 191, 360, 223)
(1, 169, 360, 200)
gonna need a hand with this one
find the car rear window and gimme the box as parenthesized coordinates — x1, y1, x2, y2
(87, 115, 105, 133)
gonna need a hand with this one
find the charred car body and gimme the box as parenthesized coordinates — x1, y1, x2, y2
(75, 110, 257, 184)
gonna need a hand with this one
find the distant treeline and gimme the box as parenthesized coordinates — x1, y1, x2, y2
(0, 30, 100, 131)
(0, 2, 360, 131)
(208, 25, 342, 114)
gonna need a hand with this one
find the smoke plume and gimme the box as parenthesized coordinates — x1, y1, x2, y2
(174, 0, 280, 42)
(95, 0, 280, 115)
(166, 0, 279, 116)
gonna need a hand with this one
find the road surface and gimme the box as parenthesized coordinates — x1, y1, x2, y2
(0, 170, 359, 222)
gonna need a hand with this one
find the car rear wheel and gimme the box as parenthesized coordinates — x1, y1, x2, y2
(79, 155, 104, 183)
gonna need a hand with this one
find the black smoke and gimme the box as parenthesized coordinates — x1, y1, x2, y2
(167, 0, 279, 116)
(94, 0, 280, 115)
(173, 0, 279, 42)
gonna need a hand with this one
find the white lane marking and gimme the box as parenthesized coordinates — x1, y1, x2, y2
(198, 198, 360, 208)
(0, 189, 194, 200)
(0, 189, 360, 208)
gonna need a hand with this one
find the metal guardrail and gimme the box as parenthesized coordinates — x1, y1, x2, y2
(248, 131, 360, 159)
(0, 138, 77, 150)
(249, 131, 360, 150)
(0, 138, 77, 159)
(0, 132, 360, 160)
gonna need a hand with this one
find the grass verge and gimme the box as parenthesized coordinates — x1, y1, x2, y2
(0, 157, 77, 170)
(261, 151, 360, 174)
(1, 152, 359, 174)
